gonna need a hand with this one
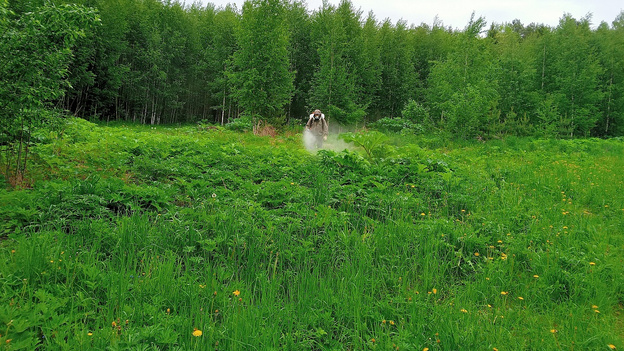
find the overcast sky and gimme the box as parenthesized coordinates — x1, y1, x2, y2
(191, 0, 623, 29)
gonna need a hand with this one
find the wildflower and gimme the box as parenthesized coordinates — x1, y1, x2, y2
(608, 345, 616, 349)
(11, 250, 15, 253)
(112, 321, 117, 327)
(460, 309, 468, 313)
(88, 332, 93, 336)
(212, 193, 217, 198)
(6, 339, 12, 344)
(594, 310, 600, 313)
(389, 320, 395, 326)
(423, 348, 429, 351)
(199, 284, 206, 289)
(166, 308, 170, 314)
(474, 252, 480, 257)
(589, 262, 596, 266)
(518, 297, 524, 300)
(192, 328, 202, 337)
(432, 288, 437, 294)
(550, 329, 557, 333)
(233, 290, 240, 296)
(421, 213, 426, 216)
(592, 305, 598, 309)
(500, 291, 508, 295)
(533, 275, 539, 278)
(382, 320, 386, 324)
(290, 182, 294, 185)
(493, 348, 499, 351)
(371, 338, 376, 343)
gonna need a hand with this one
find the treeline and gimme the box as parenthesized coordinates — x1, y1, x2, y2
(4, 0, 624, 138)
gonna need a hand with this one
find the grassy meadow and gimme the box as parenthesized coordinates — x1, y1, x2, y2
(1, 119, 623, 350)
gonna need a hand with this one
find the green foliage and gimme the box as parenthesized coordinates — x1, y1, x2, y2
(340, 130, 390, 160)
(368, 117, 423, 134)
(402, 99, 430, 125)
(0, 2, 98, 185)
(8, 1, 623, 139)
(225, 115, 255, 132)
(229, 0, 294, 120)
(307, 1, 369, 125)
(1, 124, 624, 349)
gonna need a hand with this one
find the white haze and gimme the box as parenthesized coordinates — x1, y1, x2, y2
(302, 127, 357, 154)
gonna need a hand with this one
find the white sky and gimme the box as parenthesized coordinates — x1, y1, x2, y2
(191, 0, 623, 29)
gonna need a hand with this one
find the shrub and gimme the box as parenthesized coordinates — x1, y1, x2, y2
(368, 117, 423, 134)
(226, 115, 255, 132)
(402, 99, 430, 125)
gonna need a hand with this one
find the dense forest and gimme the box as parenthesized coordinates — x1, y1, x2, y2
(2, 0, 624, 138)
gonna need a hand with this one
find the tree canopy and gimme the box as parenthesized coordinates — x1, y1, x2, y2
(2, 0, 624, 138)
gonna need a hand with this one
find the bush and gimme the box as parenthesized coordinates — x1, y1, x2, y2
(368, 117, 423, 134)
(402, 99, 430, 125)
(225, 115, 255, 132)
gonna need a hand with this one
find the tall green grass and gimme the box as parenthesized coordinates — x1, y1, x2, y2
(0, 119, 622, 350)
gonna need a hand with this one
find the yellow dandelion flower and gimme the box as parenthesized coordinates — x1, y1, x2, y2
(199, 284, 206, 289)
(550, 329, 557, 333)
(88, 332, 93, 336)
(493, 348, 499, 351)
(533, 275, 539, 278)
(371, 338, 376, 343)
(460, 308, 468, 313)
(112, 321, 117, 327)
(474, 252, 480, 257)
(423, 348, 429, 351)
(608, 344, 616, 350)
(487, 304, 492, 308)
(592, 305, 598, 309)
(421, 213, 426, 216)
(389, 320, 395, 326)
(166, 308, 170, 314)
(589, 262, 596, 266)
(594, 310, 600, 313)
(233, 290, 240, 296)
(382, 320, 387, 324)
(518, 296, 524, 300)
(501, 291, 508, 295)
(192, 328, 202, 337)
